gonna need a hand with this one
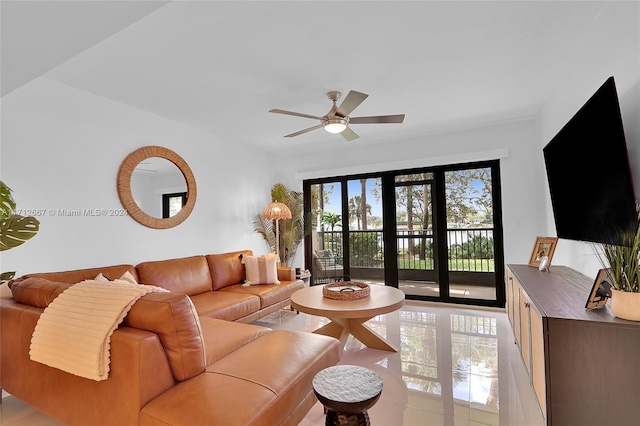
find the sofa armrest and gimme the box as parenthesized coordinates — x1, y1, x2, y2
(124, 292, 206, 382)
(277, 266, 295, 281)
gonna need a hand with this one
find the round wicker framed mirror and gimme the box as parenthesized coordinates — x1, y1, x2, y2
(117, 146, 197, 229)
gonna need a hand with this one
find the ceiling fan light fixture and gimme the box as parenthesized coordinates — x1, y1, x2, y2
(322, 117, 348, 134)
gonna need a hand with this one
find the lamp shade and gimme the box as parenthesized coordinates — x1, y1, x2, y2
(262, 202, 292, 220)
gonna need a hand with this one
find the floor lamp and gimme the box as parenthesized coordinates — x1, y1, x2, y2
(262, 202, 292, 263)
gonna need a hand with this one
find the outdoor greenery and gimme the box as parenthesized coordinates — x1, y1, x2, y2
(397, 257, 495, 272)
(320, 211, 341, 232)
(450, 235, 494, 260)
(349, 232, 381, 266)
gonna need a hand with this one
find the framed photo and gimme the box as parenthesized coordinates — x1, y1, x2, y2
(529, 237, 558, 268)
(585, 268, 613, 309)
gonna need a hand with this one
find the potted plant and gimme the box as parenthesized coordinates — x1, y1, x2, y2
(1, 181, 40, 284)
(253, 183, 306, 266)
(596, 213, 640, 321)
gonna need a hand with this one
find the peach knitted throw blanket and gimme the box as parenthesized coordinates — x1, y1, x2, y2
(29, 279, 168, 381)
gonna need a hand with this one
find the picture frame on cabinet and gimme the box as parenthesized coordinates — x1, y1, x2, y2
(585, 268, 613, 309)
(528, 236, 558, 268)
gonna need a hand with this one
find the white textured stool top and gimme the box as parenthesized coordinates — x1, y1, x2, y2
(313, 365, 383, 403)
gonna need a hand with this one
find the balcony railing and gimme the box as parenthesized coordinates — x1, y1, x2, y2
(315, 228, 495, 273)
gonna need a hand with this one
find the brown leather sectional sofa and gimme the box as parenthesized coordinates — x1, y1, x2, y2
(1, 250, 341, 425)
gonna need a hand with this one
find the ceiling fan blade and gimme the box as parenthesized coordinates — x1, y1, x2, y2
(341, 127, 359, 142)
(269, 109, 323, 120)
(336, 91, 368, 117)
(349, 114, 405, 124)
(284, 124, 323, 138)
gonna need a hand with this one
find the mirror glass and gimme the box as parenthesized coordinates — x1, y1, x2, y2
(131, 157, 187, 219)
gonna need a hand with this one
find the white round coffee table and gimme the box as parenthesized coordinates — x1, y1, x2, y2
(290, 284, 405, 351)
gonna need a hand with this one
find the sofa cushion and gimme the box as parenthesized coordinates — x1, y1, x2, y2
(141, 330, 341, 426)
(124, 292, 206, 382)
(206, 250, 252, 290)
(242, 253, 280, 286)
(140, 370, 278, 426)
(220, 280, 304, 309)
(10, 277, 72, 308)
(8, 264, 138, 288)
(136, 256, 212, 296)
(189, 291, 261, 321)
(198, 317, 271, 365)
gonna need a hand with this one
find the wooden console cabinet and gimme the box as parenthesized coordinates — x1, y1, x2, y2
(506, 264, 640, 426)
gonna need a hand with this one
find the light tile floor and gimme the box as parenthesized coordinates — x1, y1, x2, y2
(1, 301, 544, 426)
(258, 302, 544, 426)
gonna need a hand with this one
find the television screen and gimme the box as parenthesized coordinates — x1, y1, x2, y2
(543, 76, 637, 246)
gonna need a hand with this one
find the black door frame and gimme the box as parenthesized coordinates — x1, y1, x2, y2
(303, 160, 505, 308)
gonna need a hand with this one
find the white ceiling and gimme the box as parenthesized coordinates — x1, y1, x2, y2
(1, 1, 607, 155)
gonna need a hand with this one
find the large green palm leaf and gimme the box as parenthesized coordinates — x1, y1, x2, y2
(1, 181, 40, 284)
(0, 214, 40, 251)
(253, 214, 275, 252)
(0, 181, 39, 251)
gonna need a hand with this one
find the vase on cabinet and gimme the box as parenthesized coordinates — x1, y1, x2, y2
(610, 288, 640, 321)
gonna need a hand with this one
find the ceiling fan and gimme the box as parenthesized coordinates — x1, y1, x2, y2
(269, 90, 405, 141)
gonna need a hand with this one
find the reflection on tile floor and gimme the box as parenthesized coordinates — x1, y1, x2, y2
(1, 302, 544, 426)
(351, 279, 498, 300)
(259, 302, 544, 426)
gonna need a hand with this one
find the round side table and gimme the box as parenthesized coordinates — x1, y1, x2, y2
(312, 365, 383, 426)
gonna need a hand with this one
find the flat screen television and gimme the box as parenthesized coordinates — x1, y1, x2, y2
(543, 76, 637, 246)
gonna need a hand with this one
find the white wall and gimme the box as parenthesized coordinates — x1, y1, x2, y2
(538, 1, 640, 278)
(1, 78, 276, 286)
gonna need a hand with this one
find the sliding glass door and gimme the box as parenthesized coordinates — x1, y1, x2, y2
(444, 167, 500, 301)
(394, 173, 439, 297)
(304, 160, 505, 308)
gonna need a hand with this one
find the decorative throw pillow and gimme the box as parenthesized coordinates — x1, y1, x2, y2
(316, 249, 334, 258)
(93, 271, 137, 285)
(242, 253, 280, 286)
(119, 271, 138, 285)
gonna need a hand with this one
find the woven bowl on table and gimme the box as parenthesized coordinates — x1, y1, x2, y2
(322, 282, 370, 300)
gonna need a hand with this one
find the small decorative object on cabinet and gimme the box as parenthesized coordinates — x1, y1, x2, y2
(585, 268, 613, 309)
(506, 264, 640, 425)
(528, 237, 558, 268)
(609, 289, 640, 321)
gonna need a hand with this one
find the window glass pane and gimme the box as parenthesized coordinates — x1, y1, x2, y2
(395, 172, 434, 184)
(396, 174, 437, 297)
(445, 167, 496, 300)
(348, 178, 384, 280)
(168, 196, 183, 217)
(311, 183, 344, 284)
